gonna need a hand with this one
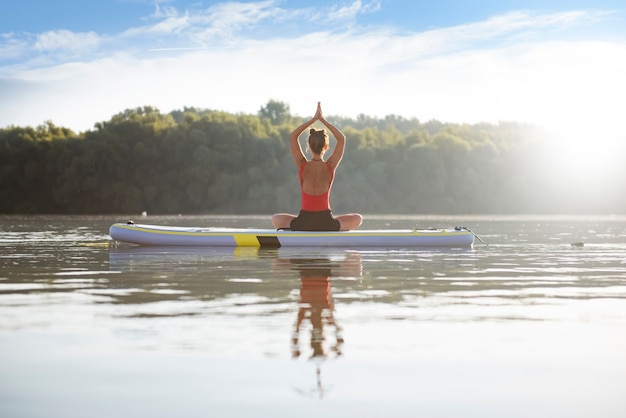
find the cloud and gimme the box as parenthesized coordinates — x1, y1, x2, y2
(124, 0, 383, 45)
(0, 33, 31, 60)
(391, 9, 609, 58)
(34, 30, 100, 53)
(123, 14, 191, 37)
(327, 0, 381, 22)
(149, 3, 181, 20)
(0, 2, 624, 138)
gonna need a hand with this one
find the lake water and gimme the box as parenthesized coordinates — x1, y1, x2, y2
(1, 214, 625, 418)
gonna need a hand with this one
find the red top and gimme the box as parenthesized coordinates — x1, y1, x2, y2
(299, 161, 334, 211)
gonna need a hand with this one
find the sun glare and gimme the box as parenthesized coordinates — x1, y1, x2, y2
(547, 129, 624, 192)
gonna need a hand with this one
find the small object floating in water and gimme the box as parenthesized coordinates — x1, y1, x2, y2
(571, 241, 584, 247)
(108, 223, 476, 247)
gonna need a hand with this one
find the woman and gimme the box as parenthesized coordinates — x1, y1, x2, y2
(272, 102, 362, 231)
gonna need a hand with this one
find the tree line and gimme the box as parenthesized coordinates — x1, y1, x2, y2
(1, 101, 624, 215)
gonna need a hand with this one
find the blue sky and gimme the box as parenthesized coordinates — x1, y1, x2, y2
(1, 0, 625, 139)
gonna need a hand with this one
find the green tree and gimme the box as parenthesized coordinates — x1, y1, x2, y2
(258, 100, 291, 125)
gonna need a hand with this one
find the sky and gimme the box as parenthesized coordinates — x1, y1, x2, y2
(1, 0, 625, 140)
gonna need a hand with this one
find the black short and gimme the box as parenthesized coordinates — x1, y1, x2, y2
(290, 210, 340, 231)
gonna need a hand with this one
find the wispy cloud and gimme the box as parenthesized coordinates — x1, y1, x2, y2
(123, 0, 384, 46)
(0, 33, 30, 60)
(34, 30, 100, 54)
(326, 0, 382, 22)
(400, 9, 610, 56)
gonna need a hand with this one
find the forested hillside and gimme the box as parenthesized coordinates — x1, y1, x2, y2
(1, 102, 624, 215)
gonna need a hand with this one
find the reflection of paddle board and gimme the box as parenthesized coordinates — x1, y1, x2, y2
(109, 223, 475, 247)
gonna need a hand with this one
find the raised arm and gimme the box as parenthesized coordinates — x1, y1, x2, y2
(290, 113, 318, 167)
(318, 105, 346, 170)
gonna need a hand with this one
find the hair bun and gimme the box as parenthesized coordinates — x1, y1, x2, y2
(309, 128, 317, 134)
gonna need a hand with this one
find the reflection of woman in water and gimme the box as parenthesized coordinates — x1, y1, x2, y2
(291, 260, 344, 359)
(273, 253, 361, 398)
(285, 253, 362, 360)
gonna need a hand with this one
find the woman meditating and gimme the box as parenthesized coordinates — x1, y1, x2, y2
(272, 102, 362, 231)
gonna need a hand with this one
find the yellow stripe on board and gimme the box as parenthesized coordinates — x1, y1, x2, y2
(233, 233, 261, 247)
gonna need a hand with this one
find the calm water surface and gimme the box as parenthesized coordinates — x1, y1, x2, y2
(1, 215, 625, 418)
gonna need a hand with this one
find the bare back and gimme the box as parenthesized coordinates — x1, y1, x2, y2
(301, 161, 333, 196)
